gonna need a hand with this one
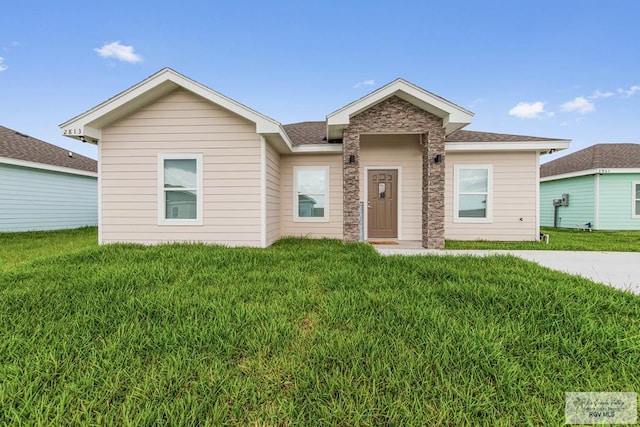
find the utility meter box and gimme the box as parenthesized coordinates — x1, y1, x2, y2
(561, 194, 569, 206)
(553, 199, 562, 207)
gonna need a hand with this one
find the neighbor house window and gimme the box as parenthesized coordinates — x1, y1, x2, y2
(634, 182, 640, 218)
(293, 166, 329, 222)
(158, 153, 203, 225)
(454, 165, 493, 222)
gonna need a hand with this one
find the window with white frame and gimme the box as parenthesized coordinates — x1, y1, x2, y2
(158, 153, 203, 225)
(293, 166, 329, 222)
(633, 182, 640, 217)
(454, 165, 492, 222)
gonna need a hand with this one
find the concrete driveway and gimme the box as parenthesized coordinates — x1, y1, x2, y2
(375, 248, 640, 295)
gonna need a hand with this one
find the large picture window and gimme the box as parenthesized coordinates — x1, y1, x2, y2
(454, 165, 492, 222)
(293, 166, 329, 222)
(158, 153, 203, 225)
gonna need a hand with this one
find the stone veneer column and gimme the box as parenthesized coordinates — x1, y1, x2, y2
(422, 130, 446, 249)
(339, 96, 446, 247)
(343, 130, 360, 242)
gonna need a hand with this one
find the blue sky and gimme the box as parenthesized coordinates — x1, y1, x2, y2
(1, 0, 638, 162)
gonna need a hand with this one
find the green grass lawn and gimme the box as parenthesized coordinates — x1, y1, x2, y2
(1, 230, 639, 425)
(446, 227, 640, 252)
(0, 227, 98, 272)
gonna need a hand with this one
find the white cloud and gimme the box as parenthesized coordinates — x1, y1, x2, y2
(2, 41, 19, 52)
(618, 85, 640, 98)
(589, 90, 614, 99)
(0, 57, 6, 72)
(353, 79, 375, 89)
(94, 41, 142, 63)
(508, 101, 548, 119)
(469, 98, 485, 108)
(561, 97, 595, 114)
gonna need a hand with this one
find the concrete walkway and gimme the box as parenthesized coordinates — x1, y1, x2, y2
(375, 248, 640, 295)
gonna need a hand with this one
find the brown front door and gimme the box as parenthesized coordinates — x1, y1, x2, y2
(367, 170, 398, 239)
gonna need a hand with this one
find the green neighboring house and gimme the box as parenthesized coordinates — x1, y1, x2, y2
(0, 125, 98, 232)
(540, 143, 640, 230)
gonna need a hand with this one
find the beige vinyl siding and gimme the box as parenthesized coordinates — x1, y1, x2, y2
(100, 88, 263, 246)
(265, 141, 280, 246)
(360, 134, 422, 240)
(280, 154, 343, 238)
(445, 151, 538, 241)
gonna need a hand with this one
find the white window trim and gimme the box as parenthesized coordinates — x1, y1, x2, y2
(293, 166, 330, 223)
(157, 153, 204, 226)
(632, 181, 640, 219)
(453, 164, 493, 223)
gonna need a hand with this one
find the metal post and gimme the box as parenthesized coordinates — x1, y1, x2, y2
(359, 201, 364, 241)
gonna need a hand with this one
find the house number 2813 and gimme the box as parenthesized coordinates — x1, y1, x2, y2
(63, 128, 82, 135)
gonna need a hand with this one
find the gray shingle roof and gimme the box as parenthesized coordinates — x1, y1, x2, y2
(283, 122, 327, 146)
(446, 130, 563, 143)
(0, 125, 97, 173)
(540, 143, 640, 178)
(282, 121, 564, 147)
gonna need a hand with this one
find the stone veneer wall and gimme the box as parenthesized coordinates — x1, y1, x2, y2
(422, 126, 445, 249)
(342, 95, 445, 249)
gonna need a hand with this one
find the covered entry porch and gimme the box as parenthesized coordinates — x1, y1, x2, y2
(358, 134, 423, 243)
(327, 80, 473, 249)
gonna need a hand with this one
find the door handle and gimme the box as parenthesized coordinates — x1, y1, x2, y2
(367, 202, 371, 209)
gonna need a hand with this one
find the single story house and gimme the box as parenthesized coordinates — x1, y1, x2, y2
(540, 143, 640, 230)
(0, 125, 97, 232)
(60, 68, 569, 248)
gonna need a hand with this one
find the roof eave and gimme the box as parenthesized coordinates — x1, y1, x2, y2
(445, 139, 571, 152)
(290, 144, 343, 154)
(0, 156, 97, 177)
(263, 126, 295, 153)
(541, 167, 640, 181)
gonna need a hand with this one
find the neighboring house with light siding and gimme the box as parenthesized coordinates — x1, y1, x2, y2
(540, 143, 640, 230)
(60, 68, 569, 248)
(0, 125, 97, 232)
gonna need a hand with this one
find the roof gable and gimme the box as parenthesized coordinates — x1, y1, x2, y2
(0, 125, 97, 175)
(326, 78, 474, 140)
(541, 143, 640, 178)
(61, 69, 571, 155)
(60, 68, 292, 150)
